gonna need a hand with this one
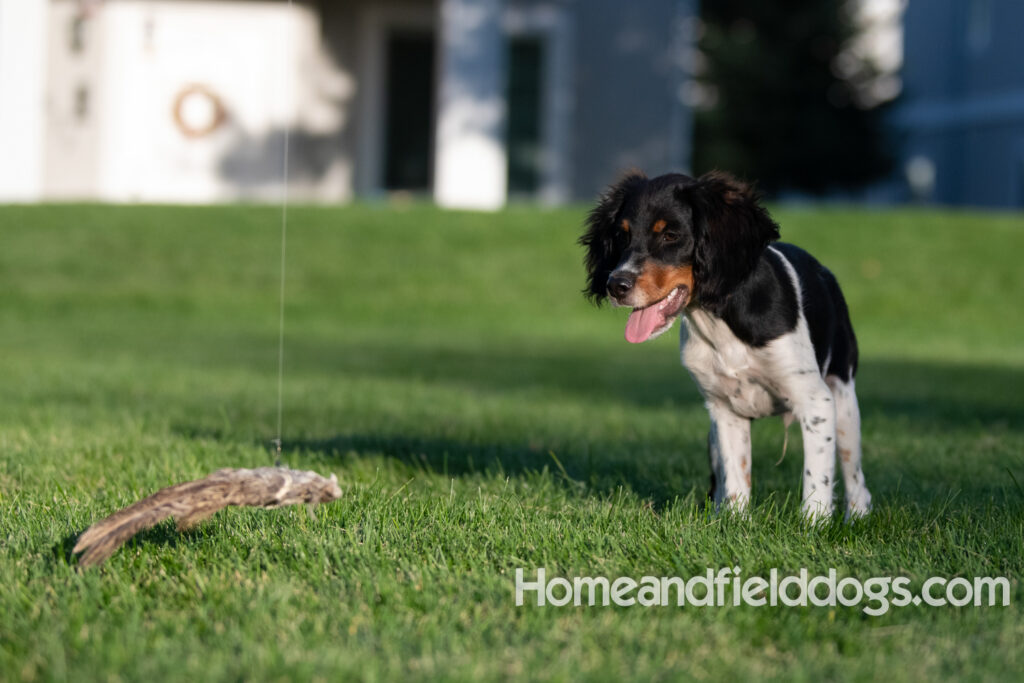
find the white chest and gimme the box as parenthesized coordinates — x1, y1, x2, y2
(679, 312, 789, 419)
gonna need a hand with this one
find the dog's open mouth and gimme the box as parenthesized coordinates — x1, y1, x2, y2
(624, 286, 689, 344)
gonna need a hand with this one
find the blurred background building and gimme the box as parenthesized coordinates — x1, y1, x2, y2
(1, 0, 1022, 209)
(896, 0, 1024, 207)
(0, 0, 695, 208)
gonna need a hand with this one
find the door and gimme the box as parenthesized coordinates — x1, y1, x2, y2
(506, 36, 545, 197)
(382, 30, 435, 191)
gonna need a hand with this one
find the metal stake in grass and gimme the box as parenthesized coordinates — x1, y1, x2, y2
(72, 467, 342, 568)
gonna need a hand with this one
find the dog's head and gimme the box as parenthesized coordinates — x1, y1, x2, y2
(580, 170, 780, 343)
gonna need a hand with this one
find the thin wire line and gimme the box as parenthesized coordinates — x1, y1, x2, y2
(274, 137, 289, 465)
(273, 0, 293, 466)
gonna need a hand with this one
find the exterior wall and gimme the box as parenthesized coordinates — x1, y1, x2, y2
(315, 1, 365, 197)
(434, 0, 507, 209)
(107, 0, 346, 203)
(0, 0, 48, 201)
(569, 0, 695, 200)
(43, 0, 105, 198)
(44, 0, 355, 203)
(897, 0, 1024, 207)
(11, 0, 696, 206)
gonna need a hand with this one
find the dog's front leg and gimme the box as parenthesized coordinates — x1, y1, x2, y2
(707, 402, 752, 512)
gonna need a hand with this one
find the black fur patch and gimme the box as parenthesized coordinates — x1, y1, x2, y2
(716, 248, 798, 347)
(771, 243, 859, 381)
(675, 173, 780, 312)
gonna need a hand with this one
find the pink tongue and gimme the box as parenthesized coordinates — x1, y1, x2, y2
(625, 306, 666, 344)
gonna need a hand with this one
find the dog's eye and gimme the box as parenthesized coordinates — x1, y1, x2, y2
(662, 231, 680, 243)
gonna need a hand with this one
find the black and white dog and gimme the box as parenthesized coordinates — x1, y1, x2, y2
(581, 171, 871, 521)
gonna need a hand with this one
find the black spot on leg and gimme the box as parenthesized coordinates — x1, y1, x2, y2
(825, 436, 832, 442)
(810, 416, 827, 426)
(805, 469, 811, 476)
(822, 476, 829, 485)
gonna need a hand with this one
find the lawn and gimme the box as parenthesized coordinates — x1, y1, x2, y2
(1, 202, 1022, 681)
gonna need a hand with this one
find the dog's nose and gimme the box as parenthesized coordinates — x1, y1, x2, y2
(607, 273, 635, 299)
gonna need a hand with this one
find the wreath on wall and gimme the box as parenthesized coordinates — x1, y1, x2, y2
(172, 84, 227, 139)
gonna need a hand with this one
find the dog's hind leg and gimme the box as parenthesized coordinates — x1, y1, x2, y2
(827, 376, 872, 519)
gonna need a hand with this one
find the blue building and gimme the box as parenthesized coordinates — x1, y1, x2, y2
(897, 0, 1024, 208)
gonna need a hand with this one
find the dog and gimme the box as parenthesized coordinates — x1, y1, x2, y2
(580, 170, 871, 521)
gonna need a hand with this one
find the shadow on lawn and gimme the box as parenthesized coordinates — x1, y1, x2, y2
(275, 336, 699, 408)
(271, 334, 1023, 429)
(268, 354, 1024, 503)
(858, 360, 1024, 430)
(175, 348, 1024, 505)
(273, 431, 710, 509)
(208, 331, 1024, 425)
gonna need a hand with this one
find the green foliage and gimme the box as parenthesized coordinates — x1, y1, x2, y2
(694, 0, 893, 193)
(0, 204, 1022, 681)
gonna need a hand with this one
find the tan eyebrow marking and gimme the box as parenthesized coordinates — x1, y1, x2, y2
(652, 219, 667, 233)
(621, 219, 630, 232)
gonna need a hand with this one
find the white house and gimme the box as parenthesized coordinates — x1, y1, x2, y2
(0, 0, 696, 209)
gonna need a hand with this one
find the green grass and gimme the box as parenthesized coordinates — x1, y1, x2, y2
(1, 202, 1022, 681)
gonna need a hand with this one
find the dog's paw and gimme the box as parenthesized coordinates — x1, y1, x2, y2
(844, 488, 872, 522)
(800, 499, 835, 526)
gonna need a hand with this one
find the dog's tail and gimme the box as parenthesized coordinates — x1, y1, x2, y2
(775, 413, 796, 466)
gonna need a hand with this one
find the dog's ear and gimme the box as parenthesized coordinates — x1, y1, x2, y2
(677, 171, 779, 311)
(579, 171, 647, 303)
